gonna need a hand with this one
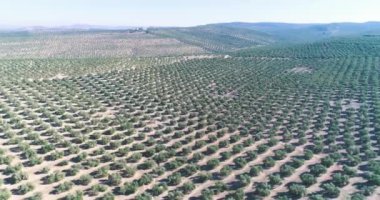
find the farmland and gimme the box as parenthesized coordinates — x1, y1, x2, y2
(0, 31, 206, 59)
(0, 25, 380, 200)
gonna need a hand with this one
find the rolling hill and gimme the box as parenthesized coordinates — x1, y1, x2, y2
(2, 20, 380, 200)
(234, 36, 380, 58)
(2, 22, 380, 58)
(148, 25, 275, 52)
(148, 22, 380, 53)
(219, 22, 380, 43)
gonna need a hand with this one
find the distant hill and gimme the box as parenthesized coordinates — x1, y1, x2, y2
(0, 24, 140, 32)
(148, 25, 275, 52)
(148, 22, 380, 52)
(2, 22, 380, 54)
(234, 36, 380, 58)
(0, 30, 207, 59)
(219, 22, 380, 43)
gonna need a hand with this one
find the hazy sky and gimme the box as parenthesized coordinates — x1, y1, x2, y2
(1, 0, 379, 27)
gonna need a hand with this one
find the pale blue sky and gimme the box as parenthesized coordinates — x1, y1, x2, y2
(1, 0, 379, 27)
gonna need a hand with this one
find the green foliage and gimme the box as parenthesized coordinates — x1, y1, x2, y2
(300, 173, 316, 186)
(150, 183, 168, 196)
(181, 182, 195, 194)
(206, 158, 220, 170)
(107, 173, 122, 186)
(55, 181, 73, 194)
(249, 165, 262, 176)
(331, 173, 349, 187)
(226, 188, 244, 200)
(88, 184, 107, 196)
(288, 184, 306, 198)
(321, 183, 340, 198)
(167, 190, 184, 200)
(350, 193, 365, 200)
(26, 192, 43, 200)
(9, 171, 28, 184)
(135, 192, 152, 200)
(268, 174, 282, 186)
(116, 182, 138, 195)
(77, 174, 92, 186)
(97, 192, 114, 200)
(237, 173, 251, 187)
(1, 32, 380, 200)
(0, 188, 11, 200)
(255, 182, 271, 197)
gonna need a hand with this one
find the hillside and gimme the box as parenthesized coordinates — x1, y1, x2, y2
(2, 20, 380, 200)
(2, 22, 380, 58)
(0, 30, 206, 59)
(234, 36, 380, 58)
(149, 25, 275, 52)
(220, 22, 380, 43)
(147, 22, 380, 53)
(1, 34, 380, 199)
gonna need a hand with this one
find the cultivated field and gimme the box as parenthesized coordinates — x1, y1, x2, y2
(0, 30, 380, 200)
(0, 31, 206, 59)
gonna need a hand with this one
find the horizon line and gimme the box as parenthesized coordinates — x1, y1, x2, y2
(1, 20, 380, 31)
